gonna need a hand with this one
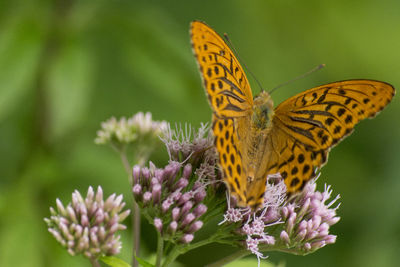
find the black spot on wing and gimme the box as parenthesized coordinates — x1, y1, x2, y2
(337, 108, 346, 117)
(228, 165, 233, 176)
(325, 118, 334, 126)
(303, 164, 310, 174)
(236, 164, 241, 175)
(290, 177, 300, 187)
(234, 177, 241, 190)
(345, 115, 353, 124)
(298, 154, 305, 163)
(218, 121, 223, 131)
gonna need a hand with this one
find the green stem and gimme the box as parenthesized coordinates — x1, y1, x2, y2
(134, 142, 152, 167)
(132, 201, 141, 267)
(89, 257, 101, 267)
(205, 249, 250, 267)
(206, 244, 287, 267)
(120, 147, 132, 177)
(119, 149, 141, 267)
(161, 245, 181, 267)
(162, 232, 231, 267)
(155, 232, 164, 267)
(274, 246, 308, 256)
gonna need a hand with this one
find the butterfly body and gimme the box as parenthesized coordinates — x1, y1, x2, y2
(252, 91, 274, 130)
(190, 21, 395, 210)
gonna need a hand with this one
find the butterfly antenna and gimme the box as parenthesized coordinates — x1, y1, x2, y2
(268, 64, 326, 95)
(223, 33, 265, 92)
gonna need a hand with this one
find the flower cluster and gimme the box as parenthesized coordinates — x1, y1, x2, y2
(220, 176, 287, 263)
(277, 180, 340, 253)
(160, 123, 215, 163)
(131, 123, 224, 244)
(132, 161, 209, 243)
(44, 186, 130, 259)
(95, 112, 167, 145)
(219, 174, 340, 265)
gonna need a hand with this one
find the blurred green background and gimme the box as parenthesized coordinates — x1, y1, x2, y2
(1, 0, 399, 266)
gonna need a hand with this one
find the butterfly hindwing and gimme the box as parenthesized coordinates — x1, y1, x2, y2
(263, 121, 325, 194)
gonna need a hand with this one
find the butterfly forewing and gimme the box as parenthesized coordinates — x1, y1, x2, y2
(272, 80, 395, 193)
(191, 21, 254, 206)
(190, 21, 253, 118)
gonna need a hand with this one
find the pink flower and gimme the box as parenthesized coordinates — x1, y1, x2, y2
(45, 186, 130, 259)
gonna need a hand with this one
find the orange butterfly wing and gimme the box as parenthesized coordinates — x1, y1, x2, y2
(267, 80, 395, 193)
(191, 21, 253, 205)
(190, 21, 253, 118)
(212, 115, 249, 205)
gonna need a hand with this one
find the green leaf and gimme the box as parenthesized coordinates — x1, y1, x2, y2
(100, 256, 131, 267)
(134, 255, 155, 267)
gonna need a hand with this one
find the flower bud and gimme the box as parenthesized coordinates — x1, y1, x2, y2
(188, 221, 203, 233)
(181, 234, 194, 244)
(133, 184, 142, 196)
(154, 218, 163, 233)
(152, 184, 162, 204)
(181, 201, 193, 216)
(280, 231, 290, 244)
(168, 221, 178, 235)
(172, 208, 180, 221)
(193, 204, 207, 217)
(132, 165, 141, 184)
(181, 213, 195, 227)
(143, 192, 152, 204)
(182, 164, 192, 179)
(194, 189, 206, 203)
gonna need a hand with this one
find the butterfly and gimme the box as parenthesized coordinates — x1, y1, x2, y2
(190, 20, 395, 210)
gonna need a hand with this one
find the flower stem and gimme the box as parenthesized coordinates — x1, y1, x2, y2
(155, 231, 164, 267)
(161, 245, 181, 267)
(119, 149, 141, 267)
(161, 233, 229, 267)
(204, 249, 250, 267)
(120, 148, 132, 177)
(89, 257, 101, 267)
(132, 201, 141, 267)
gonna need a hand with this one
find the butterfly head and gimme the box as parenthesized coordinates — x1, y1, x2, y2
(252, 91, 274, 130)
